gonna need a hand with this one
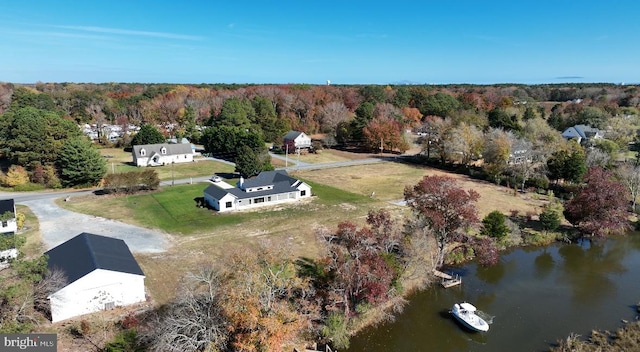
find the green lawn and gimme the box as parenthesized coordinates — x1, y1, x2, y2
(67, 179, 374, 236)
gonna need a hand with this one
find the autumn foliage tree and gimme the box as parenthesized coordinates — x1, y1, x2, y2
(362, 104, 409, 153)
(220, 244, 316, 352)
(318, 209, 404, 319)
(404, 175, 480, 268)
(564, 167, 631, 237)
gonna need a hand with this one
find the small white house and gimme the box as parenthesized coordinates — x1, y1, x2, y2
(283, 131, 312, 150)
(46, 233, 146, 323)
(132, 143, 194, 167)
(0, 199, 18, 266)
(204, 170, 312, 212)
(0, 198, 17, 234)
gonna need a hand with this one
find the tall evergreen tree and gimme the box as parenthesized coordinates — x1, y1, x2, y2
(0, 107, 81, 167)
(58, 138, 107, 187)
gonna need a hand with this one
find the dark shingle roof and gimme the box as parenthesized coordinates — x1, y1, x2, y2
(242, 170, 294, 189)
(46, 233, 144, 285)
(203, 170, 306, 201)
(283, 130, 304, 141)
(203, 184, 233, 199)
(0, 199, 15, 214)
(132, 143, 192, 156)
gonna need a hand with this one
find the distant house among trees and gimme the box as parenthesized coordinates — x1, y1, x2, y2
(203, 170, 311, 212)
(45, 233, 146, 323)
(561, 125, 604, 144)
(132, 143, 194, 167)
(283, 130, 312, 151)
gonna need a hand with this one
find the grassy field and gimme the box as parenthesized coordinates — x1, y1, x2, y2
(292, 161, 543, 218)
(58, 160, 545, 303)
(98, 147, 236, 181)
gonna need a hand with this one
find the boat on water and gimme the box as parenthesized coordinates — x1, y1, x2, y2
(451, 302, 490, 332)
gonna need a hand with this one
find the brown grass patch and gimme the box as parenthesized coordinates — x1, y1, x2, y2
(293, 162, 542, 218)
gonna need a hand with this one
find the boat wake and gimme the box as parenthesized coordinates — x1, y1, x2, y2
(476, 310, 495, 325)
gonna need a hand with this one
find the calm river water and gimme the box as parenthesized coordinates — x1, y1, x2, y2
(347, 234, 640, 352)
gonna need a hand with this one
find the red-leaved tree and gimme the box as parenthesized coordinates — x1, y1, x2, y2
(319, 209, 403, 318)
(404, 175, 480, 267)
(564, 167, 631, 237)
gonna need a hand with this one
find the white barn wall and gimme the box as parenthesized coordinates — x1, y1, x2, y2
(0, 218, 17, 234)
(49, 269, 145, 323)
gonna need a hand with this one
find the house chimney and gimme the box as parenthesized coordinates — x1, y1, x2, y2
(239, 176, 244, 188)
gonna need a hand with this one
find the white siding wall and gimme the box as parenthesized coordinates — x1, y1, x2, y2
(0, 218, 17, 234)
(49, 269, 145, 323)
(134, 153, 193, 167)
(295, 135, 312, 148)
(205, 193, 236, 212)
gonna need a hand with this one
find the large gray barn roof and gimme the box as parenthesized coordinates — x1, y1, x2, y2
(46, 232, 144, 285)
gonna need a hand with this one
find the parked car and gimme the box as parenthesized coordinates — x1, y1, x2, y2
(210, 175, 222, 182)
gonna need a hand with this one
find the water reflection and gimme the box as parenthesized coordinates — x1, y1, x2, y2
(347, 235, 640, 352)
(557, 239, 626, 304)
(533, 251, 555, 279)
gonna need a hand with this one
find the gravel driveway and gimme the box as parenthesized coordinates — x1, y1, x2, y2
(22, 198, 170, 253)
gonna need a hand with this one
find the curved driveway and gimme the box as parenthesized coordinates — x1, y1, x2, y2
(22, 198, 171, 253)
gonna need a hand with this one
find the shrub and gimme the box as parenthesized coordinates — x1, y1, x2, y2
(103, 170, 159, 194)
(540, 207, 561, 232)
(2, 165, 29, 187)
(321, 313, 350, 350)
(481, 211, 509, 240)
(527, 176, 550, 190)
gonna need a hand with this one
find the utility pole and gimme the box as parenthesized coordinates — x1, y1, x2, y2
(285, 143, 288, 167)
(171, 161, 175, 186)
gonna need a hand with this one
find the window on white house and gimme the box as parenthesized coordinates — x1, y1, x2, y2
(301, 190, 306, 196)
(226, 201, 232, 208)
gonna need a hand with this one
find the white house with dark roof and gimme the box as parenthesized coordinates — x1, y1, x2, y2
(132, 143, 194, 167)
(0, 199, 18, 266)
(283, 130, 312, 150)
(46, 232, 146, 323)
(203, 170, 311, 212)
(0, 198, 17, 234)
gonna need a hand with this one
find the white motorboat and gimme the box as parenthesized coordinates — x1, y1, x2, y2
(451, 302, 490, 332)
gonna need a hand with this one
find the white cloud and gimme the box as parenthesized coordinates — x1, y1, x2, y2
(52, 25, 204, 41)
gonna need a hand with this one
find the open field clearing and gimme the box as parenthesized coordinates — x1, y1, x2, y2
(292, 161, 543, 218)
(58, 161, 545, 303)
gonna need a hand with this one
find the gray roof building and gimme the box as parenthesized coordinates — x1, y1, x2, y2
(46, 232, 144, 286)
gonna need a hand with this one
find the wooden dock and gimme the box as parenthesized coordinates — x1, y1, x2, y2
(433, 269, 452, 279)
(434, 269, 462, 288)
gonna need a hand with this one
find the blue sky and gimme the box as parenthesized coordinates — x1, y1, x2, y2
(1, 1, 639, 85)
